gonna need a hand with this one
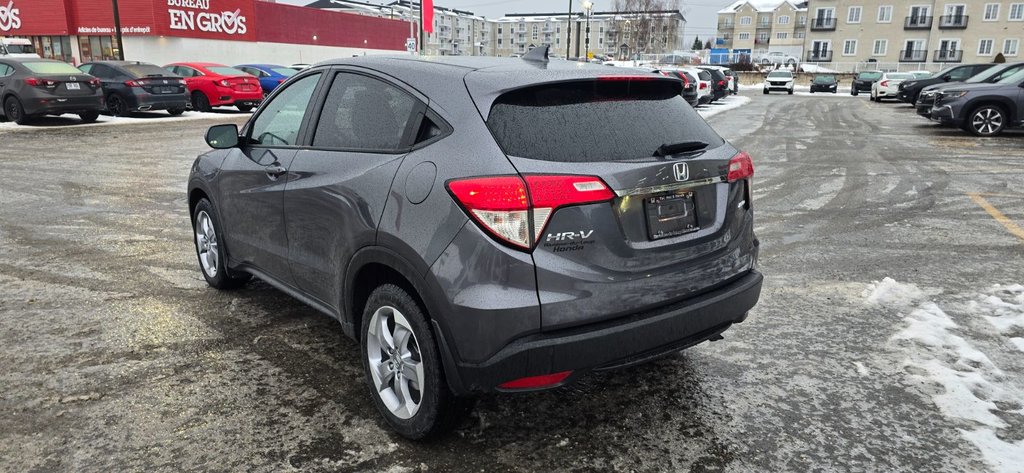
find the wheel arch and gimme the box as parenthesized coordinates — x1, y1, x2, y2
(964, 96, 1017, 123)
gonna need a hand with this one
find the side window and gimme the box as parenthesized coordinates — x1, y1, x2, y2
(78, 64, 93, 74)
(0, 64, 12, 77)
(312, 72, 418, 151)
(948, 67, 973, 81)
(248, 72, 321, 146)
(89, 64, 113, 79)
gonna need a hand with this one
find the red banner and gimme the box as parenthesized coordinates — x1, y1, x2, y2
(422, 0, 433, 33)
(0, 0, 70, 36)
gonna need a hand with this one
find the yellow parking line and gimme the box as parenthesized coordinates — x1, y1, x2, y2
(975, 192, 1024, 199)
(968, 193, 1024, 242)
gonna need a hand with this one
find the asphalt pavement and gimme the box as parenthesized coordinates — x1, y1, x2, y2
(1, 94, 1022, 473)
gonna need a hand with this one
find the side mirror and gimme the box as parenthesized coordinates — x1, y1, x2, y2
(942, 74, 951, 81)
(206, 124, 239, 149)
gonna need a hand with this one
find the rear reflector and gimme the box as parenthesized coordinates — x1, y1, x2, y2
(447, 174, 614, 250)
(727, 151, 754, 182)
(498, 371, 572, 390)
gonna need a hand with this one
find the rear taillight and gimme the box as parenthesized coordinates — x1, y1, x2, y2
(597, 76, 659, 82)
(880, 80, 889, 87)
(447, 174, 615, 250)
(700, 82, 707, 89)
(676, 73, 689, 86)
(277, 79, 285, 84)
(727, 152, 754, 182)
(718, 80, 726, 87)
(125, 80, 142, 87)
(24, 77, 57, 88)
(218, 79, 230, 87)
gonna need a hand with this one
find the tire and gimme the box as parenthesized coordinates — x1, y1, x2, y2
(964, 105, 1007, 137)
(191, 91, 212, 112)
(787, 88, 793, 95)
(360, 284, 474, 439)
(236, 104, 253, 112)
(4, 96, 30, 125)
(810, 89, 814, 94)
(851, 89, 859, 96)
(763, 88, 769, 94)
(167, 107, 185, 116)
(78, 111, 99, 123)
(107, 93, 131, 117)
(192, 198, 250, 289)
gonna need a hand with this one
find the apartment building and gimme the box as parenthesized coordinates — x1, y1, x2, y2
(803, 1, 1024, 65)
(717, 0, 809, 58)
(497, 10, 687, 59)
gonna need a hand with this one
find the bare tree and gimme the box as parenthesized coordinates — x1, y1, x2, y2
(610, 0, 681, 59)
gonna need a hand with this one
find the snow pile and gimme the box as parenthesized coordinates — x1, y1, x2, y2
(863, 277, 925, 307)
(871, 279, 1024, 473)
(698, 95, 750, 120)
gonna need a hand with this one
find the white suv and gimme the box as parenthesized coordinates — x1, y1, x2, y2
(763, 71, 795, 94)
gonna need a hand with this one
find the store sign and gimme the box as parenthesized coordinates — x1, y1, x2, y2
(0, 1, 22, 32)
(168, 0, 247, 35)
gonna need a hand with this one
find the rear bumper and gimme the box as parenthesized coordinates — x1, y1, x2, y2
(447, 270, 763, 394)
(133, 93, 189, 111)
(23, 95, 103, 116)
(209, 90, 263, 107)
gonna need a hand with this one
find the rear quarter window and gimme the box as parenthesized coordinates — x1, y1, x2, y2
(487, 79, 725, 163)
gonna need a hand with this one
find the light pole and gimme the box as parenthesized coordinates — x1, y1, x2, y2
(582, 1, 592, 59)
(112, 0, 124, 60)
(565, 0, 572, 59)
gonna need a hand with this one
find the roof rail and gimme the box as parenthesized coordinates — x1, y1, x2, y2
(522, 45, 549, 63)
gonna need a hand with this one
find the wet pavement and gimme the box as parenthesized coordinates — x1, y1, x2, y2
(2, 95, 1022, 472)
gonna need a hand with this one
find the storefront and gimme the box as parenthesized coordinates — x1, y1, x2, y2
(1, 0, 411, 65)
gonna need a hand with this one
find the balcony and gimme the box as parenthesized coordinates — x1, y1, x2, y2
(938, 15, 968, 29)
(810, 17, 837, 31)
(934, 49, 963, 62)
(806, 50, 833, 62)
(718, 22, 734, 29)
(904, 16, 932, 29)
(757, 22, 772, 29)
(899, 49, 927, 62)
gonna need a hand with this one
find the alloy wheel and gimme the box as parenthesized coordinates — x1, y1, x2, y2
(194, 210, 219, 277)
(971, 107, 1004, 136)
(366, 305, 424, 420)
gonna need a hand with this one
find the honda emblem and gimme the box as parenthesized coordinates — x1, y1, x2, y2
(673, 162, 689, 182)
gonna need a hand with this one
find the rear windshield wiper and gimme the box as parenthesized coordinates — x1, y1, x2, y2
(654, 141, 708, 157)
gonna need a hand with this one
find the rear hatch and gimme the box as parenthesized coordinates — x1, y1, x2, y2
(122, 63, 186, 95)
(470, 75, 757, 330)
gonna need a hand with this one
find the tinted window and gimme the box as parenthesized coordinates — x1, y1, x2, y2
(249, 73, 321, 146)
(87, 64, 115, 79)
(206, 66, 247, 76)
(122, 64, 174, 78)
(78, 64, 93, 74)
(23, 61, 82, 74)
(312, 73, 418, 151)
(947, 67, 979, 81)
(487, 79, 724, 163)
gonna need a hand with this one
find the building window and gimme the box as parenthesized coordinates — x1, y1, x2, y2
(1004, 38, 1020, 55)
(498, 26, 502, 34)
(738, 32, 751, 39)
(78, 36, 119, 62)
(848, 6, 862, 23)
(797, 15, 806, 26)
(978, 39, 995, 55)
(1010, 3, 1024, 20)
(532, 25, 538, 39)
(776, 32, 788, 39)
(498, 38, 502, 45)
(795, 31, 805, 39)
(778, 15, 790, 24)
(843, 39, 857, 55)
(983, 3, 1000, 20)
(872, 39, 888, 55)
(740, 16, 752, 25)
(30, 36, 72, 63)
(877, 5, 893, 23)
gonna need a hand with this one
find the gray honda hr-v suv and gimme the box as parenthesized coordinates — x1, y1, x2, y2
(188, 47, 763, 439)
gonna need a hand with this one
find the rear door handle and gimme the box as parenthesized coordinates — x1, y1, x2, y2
(265, 164, 287, 179)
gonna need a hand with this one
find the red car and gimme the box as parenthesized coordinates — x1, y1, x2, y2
(164, 62, 262, 112)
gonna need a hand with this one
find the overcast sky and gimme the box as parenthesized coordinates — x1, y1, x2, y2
(279, 0, 729, 46)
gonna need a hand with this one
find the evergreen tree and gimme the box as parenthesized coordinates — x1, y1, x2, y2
(704, 39, 713, 49)
(692, 36, 703, 50)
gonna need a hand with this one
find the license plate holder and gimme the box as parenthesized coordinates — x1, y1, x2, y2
(66, 82, 81, 90)
(645, 192, 699, 240)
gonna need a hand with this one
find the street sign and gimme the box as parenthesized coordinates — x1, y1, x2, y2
(406, 37, 416, 52)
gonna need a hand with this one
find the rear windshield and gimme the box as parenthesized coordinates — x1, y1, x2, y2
(22, 61, 81, 74)
(272, 67, 297, 77)
(887, 73, 914, 80)
(857, 71, 882, 80)
(487, 79, 724, 163)
(912, 72, 933, 79)
(206, 66, 248, 76)
(123, 64, 176, 78)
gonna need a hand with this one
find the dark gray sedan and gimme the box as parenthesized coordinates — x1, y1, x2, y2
(0, 58, 103, 125)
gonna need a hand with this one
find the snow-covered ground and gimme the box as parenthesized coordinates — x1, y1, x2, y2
(865, 278, 1024, 473)
(696, 95, 750, 119)
(739, 83, 863, 97)
(0, 110, 251, 132)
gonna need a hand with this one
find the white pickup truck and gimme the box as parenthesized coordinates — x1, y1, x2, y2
(0, 38, 41, 58)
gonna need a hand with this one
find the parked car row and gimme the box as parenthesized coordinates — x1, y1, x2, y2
(0, 56, 304, 125)
(850, 62, 1024, 136)
(653, 65, 738, 107)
